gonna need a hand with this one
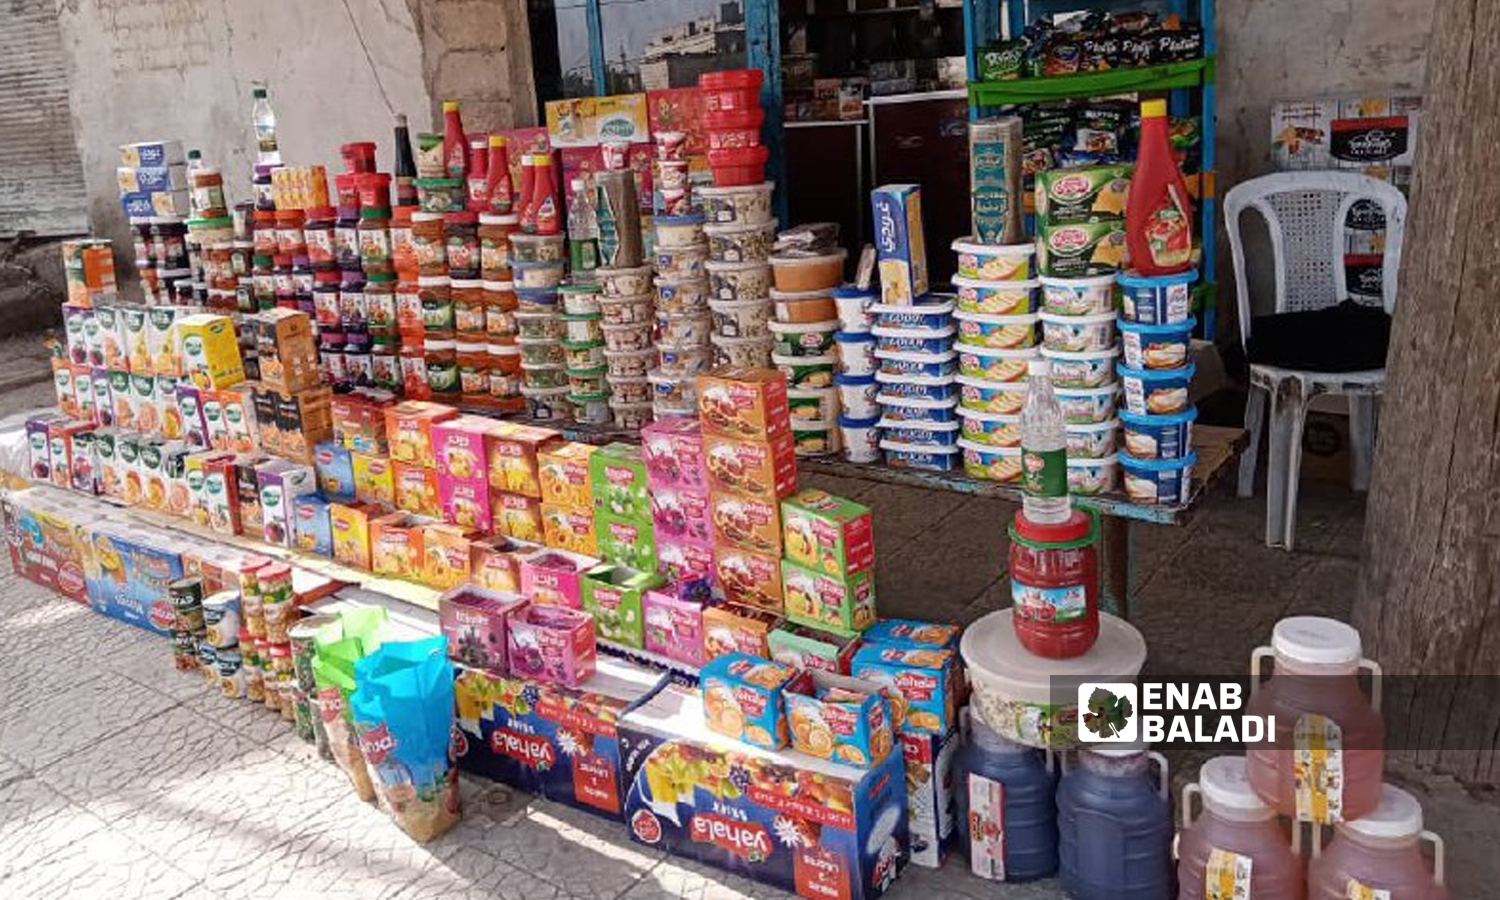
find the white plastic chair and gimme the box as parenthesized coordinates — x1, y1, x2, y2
(1224, 172, 1407, 550)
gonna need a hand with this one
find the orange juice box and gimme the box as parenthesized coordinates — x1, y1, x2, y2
(470, 534, 539, 594)
(784, 671, 895, 766)
(313, 441, 356, 503)
(494, 490, 545, 544)
(702, 429, 798, 499)
(393, 459, 442, 519)
(385, 400, 457, 467)
(370, 512, 432, 577)
(538, 441, 596, 508)
(177, 313, 245, 390)
(485, 422, 559, 497)
(351, 451, 395, 507)
(52, 360, 77, 418)
(202, 455, 241, 535)
(780, 488, 875, 577)
(330, 502, 376, 570)
(154, 374, 184, 439)
(707, 488, 782, 556)
(121, 305, 151, 373)
(147, 305, 184, 376)
(130, 373, 160, 435)
(700, 652, 804, 750)
(696, 368, 790, 439)
(220, 385, 258, 454)
(421, 524, 475, 590)
(134, 437, 168, 509)
(331, 387, 396, 454)
(712, 540, 784, 613)
(541, 502, 598, 556)
(702, 602, 782, 660)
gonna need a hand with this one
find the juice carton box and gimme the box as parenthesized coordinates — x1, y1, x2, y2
(440, 477, 493, 534)
(386, 400, 457, 467)
(656, 535, 717, 585)
(235, 455, 269, 533)
(130, 373, 159, 435)
(1034, 164, 1132, 224)
(256, 461, 317, 546)
(422, 524, 475, 590)
(519, 547, 600, 609)
(696, 369, 791, 439)
(595, 513, 658, 572)
(224, 388, 258, 452)
(470, 535, 539, 594)
(708, 488, 782, 555)
(700, 652, 804, 749)
(313, 441, 356, 502)
(713, 539, 784, 612)
(582, 563, 667, 649)
(292, 495, 333, 556)
(486, 422, 560, 497)
(640, 417, 707, 492)
(92, 428, 121, 499)
(202, 455, 240, 534)
(52, 361, 77, 419)
(703, 602, 782, 660)
(48, 420, 94, 492)
(785, 672, 895, 767)
(67, 429, 99, 494)
(162, 446, 193, 515)
(114, 432, 142, 504)
(330, 387, 395, 454)
(850, 644, 959, 737)
(769, 622, 862, 675)
(91, 367, 114, 427)
(782, 557, 878, 634)
(871, 184, 929, 305)
(275, 386, 333, 462)
(619, 685, 910, 900)
(352, 451, 395, 507)
(494, 490, 544, 544)
(220, 386, 258, 453)
(252, 308, 321, 392)
(541, 502, 598, 556)
(703, 429, 798, 499)
(900, 730, 957, 869)
(539, 441, 597, 508)
(781, 489, 874, 577)
(507, 603, 597, 687)
(106, 369, 133, 430)
(120, 305, 150, 373)
(155, 375, 185, 440)
(133, 438, 167, 509)
(862, 619, 961, 652)
(642, 580, 713, 667)
(177, 313, 245, 389)
(147, 305, 184, 376)
(69, 366, 94, 424)
(370, 512, 431, 577)
(25, 413, 64, 481)
(590, 442, 651, 523)
(329, 502, 375, 570)
(650, 484, 714, 545)
(392, 460, 441, 519)
(94, 304, 127, 370)
(439, 586, 528, 672)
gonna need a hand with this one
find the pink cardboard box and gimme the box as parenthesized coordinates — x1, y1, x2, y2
(650, 484, 714, 545)
(439, 586, 527, 674)
(642, 576, 714, 667)
(640, 417, 707, 492)
(507, 604, 597, 688)
(434, 416, 495, 533)
(519, 547, 600, 609)
(656, 535, 717, 586)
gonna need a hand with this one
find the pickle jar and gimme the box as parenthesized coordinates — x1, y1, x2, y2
(371, 336, 401, 391)
(424, 339, 460, 401)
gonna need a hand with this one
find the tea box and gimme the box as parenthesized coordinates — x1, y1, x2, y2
(582, 564, 666, 649)
(519, 547, 599, 608)
(589, 442, 651, 523)
(642, 580, 711, 667)
(292, 495, 333, 556)
(385, 400, 457, 467)
(700, 652, 803, 749)
(785, 672, 895, 767)
(703, 429, 798, 499)
(871, 184, 929, 305)
(441, 587, 529, 672)
(900, 730, 957, 869)
(369, 512, 431, 576)
(313, 441, 356, 502)
(422, 524, 476, 590)
(351, 451, 395, 506)
(469, 535, 537, 593)
(392, 460, 441, 519)
(330, 502, 375, 570)
(540, 502, 598, 556)
(849, 644, 959, 737)
(620, 685, 910, 900)
(768, 622, 862, 675)
(712, 539, 784, 612)
(782, 557, 877, 634)
(256, 460, 317, 547)
(177, 313, 245, 389)
(702, 602, 781, 659)
(330, 387, 395, 454)
(696, 369, 791, 439)
(640, 417, 708, 492)
(656, 535, 717, 585)
(781, 489, 874, 577)
(862, 619, 960, 651)
(506, 603, 597, 687)
(708, 488, 782, 555)
(538, 441, 597, 508)
(494, 490, 544, 543)
(595, 514, 657, 571)
(650, 484, 714, 546)
(485, 422, 560, 497)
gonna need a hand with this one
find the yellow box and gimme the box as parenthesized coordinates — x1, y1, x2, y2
(351, 451, 395, 507)
(538, 441, 597, 508)
(330, 502, 374, 570)
(540, 502, 597, 556)
(176, 313, 245, 390)
(393, 459, 441, 519)
(421, 524, 473, 590)
(545, 93, 649, 146)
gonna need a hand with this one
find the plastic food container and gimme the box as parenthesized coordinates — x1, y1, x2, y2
(657, 341, 713, 375)
(570, 392, 611, 425)
(882, 441, 960, 472)
(1065, 419, 1120, 459)
(699, 182, 775, 225)
(648, 369, 698, 405)
(558, 283, 602, 315)
(788, 387, 839, 426)
(561, 313, 603, 344)
(600, 322, 654, 352)
(772, 288, 837, 324)
(959, 439, 1023, 482)
(874, 371, 957, 403)
(1118, 268, 1196, 324)
(831, 286, 878, 333)
(655, 277, 710, 314)
(1041, 274, 1117, 316)
(710, 334, 774, 368)
(704, 220, 778, 263)
(957, 408, 1021, 447)
(834, 330, 877, 376)
(655, 244, 710, 280)
(653, 213, 707, 249)
(596, 265, 655, 297)
(878, 393, 959, 426)
(1117, 362, 1195, 415)
(701, 68, 764, 108)
(704, 107, 766, 148)
(1119, 316, 1196, 370)
(877, 349, 958, 379)
(1041, 347, 1119, 389)
(1039, 311, 1116, 352)
(952, 277, 1039, 315)
(871, 299, 954, 330)
(597, 293, 655, 325)
(707, 298, 774, 338)
(516, 311, 564, 340)
(520, 362, 567, 389)
(770, 319, 839, 357)
(951, 239, 1036, 281)
(610, 399, 653, 430)
(1055, 385, 1118, 424)
(561, 340, 605, 370)
(522, 384, 572, 421)
(653, 399, 697, 420)
(515, 287, 559, 313)
(512, 259, 566, 289)
(839, 415, 881, 463)
(706, 260, 773, 300)
(603, 347, 655, 379)
(1120, 406, 1196, 460)
(1121, 451, 1196, 506)
(879, 418, 960, 448)
(772, 352, 836, 389)
(873, 324, 957, 356)
(608, 375, 651, 405)
(770, 251, 848, 294)
(954, 311, 1038, 349)
(656, 312, 712, 345)
(956, 345, 1037, 382)
(1068, 454, 1118, 495)
(708, 145, 770, 187)
(957, 375, 1027, 415)
(518, 337, 565, 367)
(835, 373, 879, 419)
(567, 366, 608, 395)
(791, 420, 838, 457)
(509, 233, 566, 263)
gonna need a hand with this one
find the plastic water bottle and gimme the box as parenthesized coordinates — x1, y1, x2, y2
(252, 87, 280, 164)
(567, 177, 600, 274)
(1020, 358, 1070, 524)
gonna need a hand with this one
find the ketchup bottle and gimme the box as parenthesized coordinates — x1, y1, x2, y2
(517, 154, 539, 233)
(466, 134, 489, 210)
(442, 100, 468, 180)
(485, 135, 513, 214)
(532, 153, 561, 235)
(1008, 508, 1100, 659)
(1124, 99, 1195, 275)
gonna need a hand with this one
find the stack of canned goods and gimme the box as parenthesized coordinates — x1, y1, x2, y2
(644, 214, 712, 421)
(169, 576, 209, 673)
(512, 231, 572, 421)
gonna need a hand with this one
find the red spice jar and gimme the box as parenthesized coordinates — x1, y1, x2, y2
(302, 206, 337, 269)
(390, 206, 417, 277)
(1008, 508, 1100, 659)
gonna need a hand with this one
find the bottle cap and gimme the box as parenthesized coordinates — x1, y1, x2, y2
(1198, 757, 1273, 816)
(1344, 785, 1424, 840)
(1271, 616, 1361, 667)
(489, 134, 507, 147)
(1141, 99, 1167, 118)
(442, 100, 460, 112)
(253, 87, 267, 99)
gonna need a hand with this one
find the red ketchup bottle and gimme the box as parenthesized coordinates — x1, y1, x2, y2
(1125, 98, 1195, 275)
(442, 100, 468, 180)
(1008, 508, 1100, 659)
(485, 135, 513, 214)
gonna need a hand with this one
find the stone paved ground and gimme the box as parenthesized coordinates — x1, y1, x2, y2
(2, 362, 1497, 898)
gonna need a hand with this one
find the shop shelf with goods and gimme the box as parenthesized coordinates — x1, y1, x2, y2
(962, 0, 1219, 336)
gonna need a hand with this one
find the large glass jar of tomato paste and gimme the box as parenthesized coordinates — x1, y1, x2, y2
(1008, 508, 1099, 659)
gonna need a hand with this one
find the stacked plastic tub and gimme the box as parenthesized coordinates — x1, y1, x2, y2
(870, 294, 962, 473)
(1035, 267, 1123, 496)
(1116, 268, 1199, 506)
(512, 232, 572, 420)
(702, 183, 776, 369)
(830, 285, 879, 462)
(646, 214, 710, 420)
(767, 227, 847, 457)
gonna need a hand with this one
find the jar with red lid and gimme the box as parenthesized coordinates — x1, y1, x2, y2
(390, 206, 416, 276)
(424, 339, 459, 401)
(1008, 509, 1100, 659)
(357, 172, 392, 210)
(359, 207, 392, 275)
(366, 272, 397, 336)
(452, 279, 487, 339)
(334, 206, 362, 271)
(334, 172, 359, 208)
(444, 211, 480, 279)
(275, 209, 307, 256)
(312, 271, 342, 326)
(342, 142, 377, 174)
(396, 279, 424, 342)
(419, 276, 455, 339)
(400, 344, 431, 399)
(479, 213, 518, 280)
(457, 341, 490, 406)
(303, 206, 337, 268)
(252, 210, 278, 255)
(371, 336, 401, 391)
(412, 212, 447, 276)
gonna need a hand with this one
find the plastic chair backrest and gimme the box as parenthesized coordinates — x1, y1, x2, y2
(1224, 171, 1408, 347)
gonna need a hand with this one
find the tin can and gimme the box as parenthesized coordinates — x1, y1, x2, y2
(242, 582, 265, 639)
(172, 628, 199, 671)
(257, 639, 280, 711)
(170, 576, 206, 635)
(292, 688, 315, 741)
(259, 563, 294, 642)
(197, 641, 219, 685)
(202, 591, 242, 648)
(280, 681, 299, 723)
(215, 647, 245, 699)
(288, 614, 337, 693)
(244, 660, 265, 703)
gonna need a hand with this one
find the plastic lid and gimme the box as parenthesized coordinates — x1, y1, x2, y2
(305, 205, 336, 220)
(1141, 98, 1167, 118)
(1117, 268, 1198, 287)
(417, 275, 451, 286)
(834, 372, 875, 386)
(833, 330, 876, 343)
(1039, 310, 1115, 325)
(1198, 756, 1274, 818)
(1118, 316, 1198, 334)
(951, 237, 1035, 255)
(1013, 507, 1092, 544)
(831, 285, 878, 299)
(961, 609, 1146, 703)
(1271, 616, 1363, 667)
(1344, 785, 1423, 840)
(1086, 740, 1152, 758)
(446, 210, 479, 224)
(1028, 358, 1050, 377)
(1119, 405, 1197, 426)
(838, 414, 881, 427)
(442, 100, 460, 111)
(1117, 360, 1195, 380)
(1119, 450, 1196, 472)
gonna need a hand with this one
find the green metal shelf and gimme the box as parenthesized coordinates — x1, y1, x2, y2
(967, 57, 1215, 107)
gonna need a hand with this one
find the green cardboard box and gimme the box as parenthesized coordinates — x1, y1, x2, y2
(583, 563, 667, 649)
(595, 512, 658, 572)
(780, 488, 875, 577)
(589, 442, 651, 524)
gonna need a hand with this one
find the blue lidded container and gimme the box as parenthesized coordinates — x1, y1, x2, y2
(877, 392, 960, 425)
(1116, 361, 1195, 416)
(1117, 316, 1195, 370)
(880, 441, 960, 471)
(1117, 268, 1197, 324)
(1119, 406, 1197, 460)
(876, 350, 958, 379)
(874, 371, 958, 403)
(1119, 451, 1197, 506)
(878, 418, 960, 448)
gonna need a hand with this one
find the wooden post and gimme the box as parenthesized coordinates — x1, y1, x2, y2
(1353, 0, 1500, 783)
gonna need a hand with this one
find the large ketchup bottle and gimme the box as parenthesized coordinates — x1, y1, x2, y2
(1124, 99, 1195, 275)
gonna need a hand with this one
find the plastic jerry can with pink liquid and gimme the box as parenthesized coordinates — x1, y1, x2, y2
(1243, 617, 1384, 823)
(1176, 756, 1305, 900)
(1057, 741, 1175, 899)
(1306, 784, 1448, 899)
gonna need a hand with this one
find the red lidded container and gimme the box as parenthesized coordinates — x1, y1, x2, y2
(356, 172, 392, 211)
(1008, 508, 1100, 659)
(341, 141, 378, 174)
(699, 68, 764, 115)
(334, 172, 360, 208)
(707, 145, 769, 187)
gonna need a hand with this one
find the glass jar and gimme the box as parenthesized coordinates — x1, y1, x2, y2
(390, 206, 416, 276)
(303, 206, 336, 269)
(344, 340, 373, 387)
(366, 272, 397, 337)
(424, 339, 459, 401)
(275, 208, 306, 257)
(400, 344, 431, 400)
(371, 336, 401, 392)
(489, 343, 523, 410)
(444, 211, 480, 279)
(412, 212, 447, 276)
(273, 258, 295, 307)
(252, 210, 278, 256)
(479, 212, 519, 281)
(292, 266, 316, 314)
(419, 276, 454, 339)
(339, 279, 368, 332)
(358, 207, 392, 275)
(321, 336, 349, 387)
(334, 206, 362, 272)
(312, 271, 341, 326)
(396, 279, 424, 342)
(457, 341, 490, 406)
(452, 279, 487, 340)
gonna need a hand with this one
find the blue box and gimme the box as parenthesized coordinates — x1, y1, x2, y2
(293, 495, 334, 556)
(313, 441, 357, 502)
(870, 185, 928, 306)
(120, 190, 190, 219)
(120, 140, 185, 168)
(116, 165, 189, 194)
(851, 644, 959, 737)
(84, 522, 186, 635)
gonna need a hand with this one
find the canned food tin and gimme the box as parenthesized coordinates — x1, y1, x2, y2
(258, 563, 293, 642)
(169, 576, 205, 634)
(245, 661, 265, 703)
(288, 614, 337, 693)
(215, 647, 245, 699)
(197, 641, 219, 685)
(202, 591, 241, 647)
(279, 681, 299, 723)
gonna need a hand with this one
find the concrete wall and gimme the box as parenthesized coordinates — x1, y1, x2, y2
(405, 0, 539, 131)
